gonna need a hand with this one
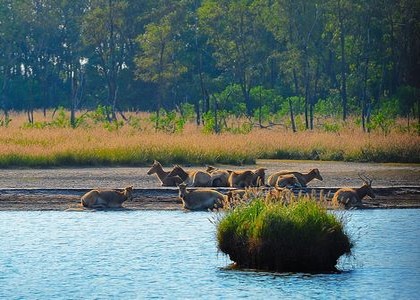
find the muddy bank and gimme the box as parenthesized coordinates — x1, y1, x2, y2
(0, 186, 419, 211)
(0, 160, 419, 211)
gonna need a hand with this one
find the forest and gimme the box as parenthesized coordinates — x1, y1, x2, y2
(0, 0, 419, 132)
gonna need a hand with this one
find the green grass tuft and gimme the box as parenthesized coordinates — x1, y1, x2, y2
(217, 198, 352, 273)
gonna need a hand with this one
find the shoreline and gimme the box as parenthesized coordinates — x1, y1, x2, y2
(1, 161, 419, 211)
(1, 186, 419, 211)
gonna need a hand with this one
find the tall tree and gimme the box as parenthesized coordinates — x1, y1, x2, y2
(323, 0, 354, 121)
(134, 1, 187, 128)
(0, 0, 26, 115)
(198, 0, 269, 115)
(82, 0, 129, 120)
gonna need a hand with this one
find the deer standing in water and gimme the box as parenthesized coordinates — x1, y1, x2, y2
(332, 174, 375, 208)
(177, 183, 225, 210)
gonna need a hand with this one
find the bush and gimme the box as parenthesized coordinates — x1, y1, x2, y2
(217, 198, 352, 273)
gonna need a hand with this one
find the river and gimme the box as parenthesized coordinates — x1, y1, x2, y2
(0, 209, 419, 299)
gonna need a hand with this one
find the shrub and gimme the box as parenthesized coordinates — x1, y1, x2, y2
(217, 198, 352, 273)
(149, 109, 186, 133)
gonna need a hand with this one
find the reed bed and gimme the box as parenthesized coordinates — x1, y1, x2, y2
(0, 110, 418, 167)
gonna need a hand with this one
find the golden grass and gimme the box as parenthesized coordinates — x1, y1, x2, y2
(0, 110, 419, 167)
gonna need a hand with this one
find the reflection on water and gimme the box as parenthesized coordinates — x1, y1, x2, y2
(0, 209, 419, 299)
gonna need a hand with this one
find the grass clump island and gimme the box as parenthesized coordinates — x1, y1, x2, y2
(216, 197, 352, 273)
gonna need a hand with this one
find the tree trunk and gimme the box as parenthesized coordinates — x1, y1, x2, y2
(338, 2, 348, 121)
(289, 98, 296, 133)
(339, 25, 347, 121)
(213, 95, 219, 134)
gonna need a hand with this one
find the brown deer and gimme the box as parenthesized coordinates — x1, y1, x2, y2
(275, 174, 302, 188)
(177, 183, 225, 211)
(81, 186, 134, 209)
(206, 166, 231, 187)
(268, 168, 323, 187)
(332, 174, 375, 208)
(146, 160, 183, 186)
(228, 168, 266, 188)
(169, 165, 212, 187)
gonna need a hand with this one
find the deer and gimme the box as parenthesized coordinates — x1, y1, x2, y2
(146, 160, 183, 186)
(206, 165, 231, 187)
(267, 168, 323, 187)
(81, 186, 134, 209)
(228, 168, 267, 188)
(177, 183, 225, 211)
(275, 174, 302, 188)
(169, 165, 212, 187)
(332, 174, 375, 208)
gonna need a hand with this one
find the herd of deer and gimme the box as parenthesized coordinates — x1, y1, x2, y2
(80, 160, 375, 211)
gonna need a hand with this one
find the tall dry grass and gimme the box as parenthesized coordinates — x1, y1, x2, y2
(0, 110, 419, 167)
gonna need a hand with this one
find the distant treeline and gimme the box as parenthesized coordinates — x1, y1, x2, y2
(0, 0, 419, 130)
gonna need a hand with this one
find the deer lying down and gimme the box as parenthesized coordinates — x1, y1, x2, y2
(178, 183, 225, 211)
(206, 166, 231, 187)
(169, 165, 212, 187)
(228, 168, 266, 188)
(275, 174, 302, 188)
(81, 186, 134, 209)
(268, 168, 323, 187)
(332, 175, 375, 208)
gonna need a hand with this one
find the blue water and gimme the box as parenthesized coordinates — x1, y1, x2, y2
(1, 209, 419, 299)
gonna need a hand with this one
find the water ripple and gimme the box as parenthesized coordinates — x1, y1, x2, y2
(0, 210, 419, 299)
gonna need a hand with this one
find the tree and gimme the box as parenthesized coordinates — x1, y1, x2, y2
(198, 0, 270, 115)
(135, 1, 187, 129)
(0, 0, 26, 115)
(82, 0, 129, 120)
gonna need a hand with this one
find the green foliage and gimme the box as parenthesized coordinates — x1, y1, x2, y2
(322, 121, 341, 133)
(0, 0, 418, 136)
(315, 94, 343, 117)
(369, 98, 398, 135)
(217, 197, 352, 272)
(202, 109, 253, 134)
(202, 111, 216, 134)
(178, 103, 196, 122)
(51, 107, 70, 128)
(0, 115, 12, 127)
(128, 115, 142, 130)
(225, 122, 253, 134)
(253, 105, 271, 123)
(149, 109, 186, 133)
(22, 107, 70, 129)
(89, 105, 112, 124)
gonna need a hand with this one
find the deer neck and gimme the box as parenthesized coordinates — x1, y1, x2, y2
(302, 170, 316, 183)
(356, 185, 369, 199)
(175, 168, 189, 181)
(179, 188, 188, 199)
(154, 165, 169, 181)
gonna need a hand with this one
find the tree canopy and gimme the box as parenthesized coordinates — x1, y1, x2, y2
(0, 0, 419, 129)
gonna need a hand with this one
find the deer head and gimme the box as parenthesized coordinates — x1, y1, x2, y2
(358, 173, 375, 198)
